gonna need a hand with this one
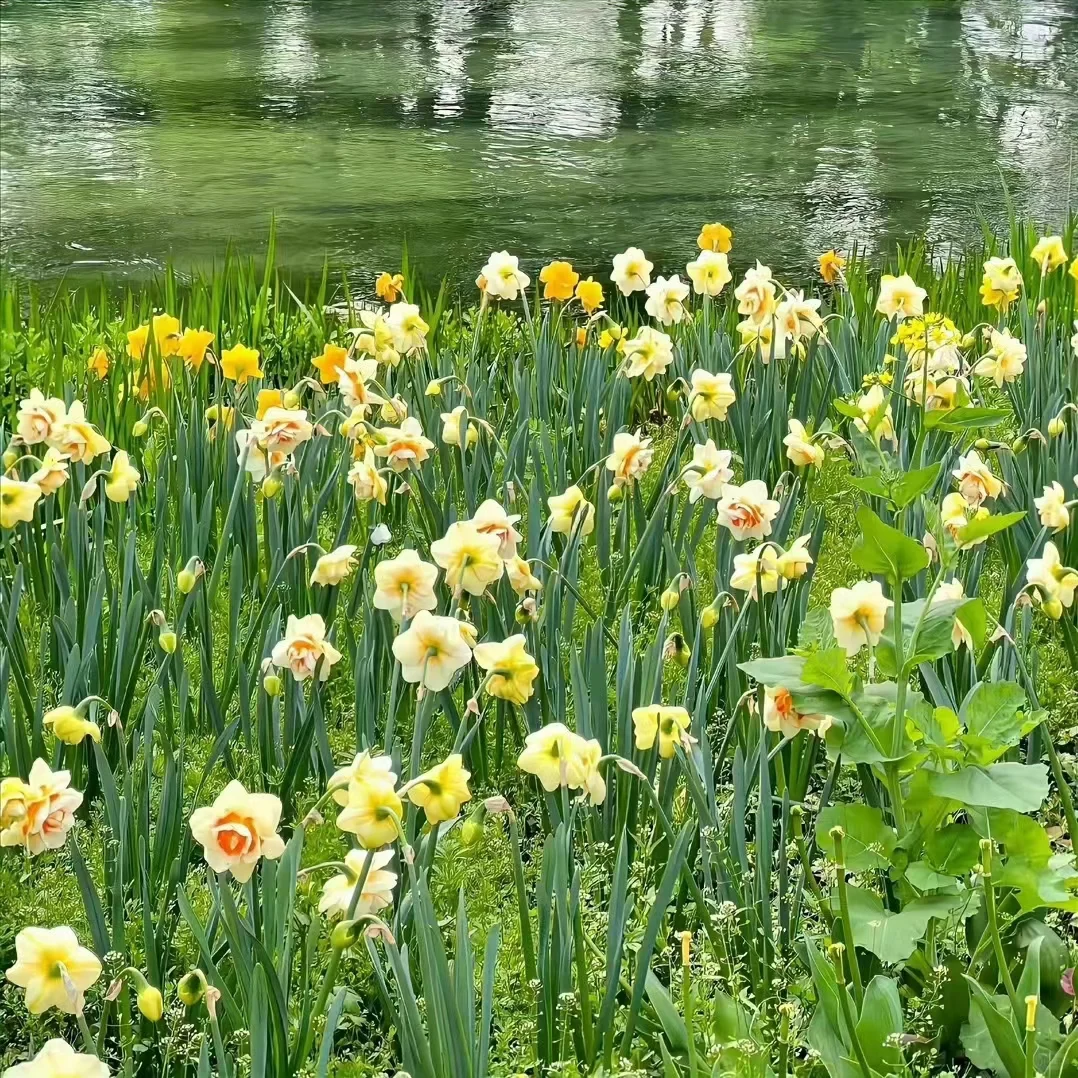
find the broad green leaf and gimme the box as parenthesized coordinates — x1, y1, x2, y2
(840, 887, 972, 963)
(801, 647, 854, 698)
(929, 763, 1049, 812)
(956, 510, 1026, 546)
(878, 597, 963, 674)
(961, 987, 1024, 1078)
(891, 463, 942, 508)
(855, 976, 905, 1075)
(645, 971, 689, 1054)
(924, 406, 1010, 431)
(852, 506, 930, 583)
(925, 823, 981, 875)
(816, 805, 897, 871)
(960, 682, 1032, 764)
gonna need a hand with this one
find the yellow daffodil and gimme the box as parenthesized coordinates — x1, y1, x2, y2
(48, 401, 111, 464)
(1034, 482, 1069, 533)
(176, 328, 214, 371)
(205, 404, 235, 435)
(374, 417, 435, 472)
(87, 347, 109, 379)
(189, 780, 285, 882)
(783, 418, 824, 468)
(127, 313, 180, 360)
(607, 430, 653, 487)
(441, 406, 479, 448)
(408, 753, 471, 825)
(517, 722, 597, 796)
(686, 250, 732, 297)
(506, 555, 543, 595)
(28, 448, 70, 496)
(730, 543, 780, 597)
(598, 324, 625, 350)
(312, 342, 348, 384)
(688, 368, 736, 421)
(270, 614, 342, 682)
(310, 545, 359, 587)
(696, 222, 732, 253)
(1027, 541, 1077, 613)
(818, 250, 846, 284)
(852, 384, 895, 444)
(777, 535, 813, 581)
(473, 635, 540, 704)
(682, 440, 733, 503)
(478, 251, 530, 301)
(373, 549, 439, 621)
(763, 688, 831, 740)
(1030, 235, 1067, 274)
(348, 446, 388, 505)
(430, 520, 504, 596)
(548, 485, 595, 536)
(337, 780, 403, 849)
(375, 271, 405, 303)
(717, 480, 780, 541)
(829, 580, 892, 655)
(319, 848, 397, 918)
(932, 579, 974, 650)
(611, 246, 653, 296)
(973, 327, 1026, 387)
(622, 326, 674, 381)
(952, 449, 1002, 508)
(43, 705, 101, 745)
(102, 450, 140, 503)
(575, 276, 604, 313)
(0, 758, 82, 855)
(329, 750, 397, 806)
(539, 260, 579, 302)
(387, 302, 429, 355)
(980, 256, 1023, 311)
(391, 610, 473, 691)
(941, 492, 989, 549)
(220, 343, 263, 384)
(632, 705, 690, 758)
(875, 274, 927, 320)
(1, 477, 42, 529)
(5, 925, 101, 1015)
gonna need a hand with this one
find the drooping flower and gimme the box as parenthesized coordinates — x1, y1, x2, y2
(632, 705, 691, 758)
(440, 406, 479, 449)
(336, 781, 403, 849)
(548, 485, 595, 536)
(220, 344, 263, 384)
(103, 451, 140, 503)
(730, 543, 780, 597)
(312, 342, 349, 384)
(852, 384, 895, 444)
(952, 449, 1003, 508)
(688, 369, 736, 421)
(696, 222, 732, 253)
(932, 578, 974, 650)
(1, 477, 42, 529)
(348, 446, 388, 505)
(374, 417, 435, 472)
(829, 580, 892, 655)
(431, 521, 504, 596)
(980, 256, 1023, 311)
(777, 535, 814, 581)
(622, 326, 674, 381)
(17, 390, 67, 445)
(3, 1038, 110, 1077)
(310, 545, 359, 587)
(5, 926, 102, 1015)
(270, 614, 343, 682)
(1035, 482, 1070, 533)
(43, 705, 101, 745)
(875, 274, 927, 320)
(716, 480, 780, 541)
(517, 722, 604, 803)
(506, 555, 543, 595)
(176, 328, 215, 372)
(407, 753, 471, 825)
(610, 246, 653, 296)
(329, 750, 397, 806)
(88, 348, 110, 379)
(575, 276, 604, 313)
(973, 328, 1026, 387)
(28, 448, 70, 497)
(784, 418, 824, 468)
(763, 688, 831, 740)
(375, 271, 405, 303)
(1030, 235, 1068, 274)
(391, 610, 473, 691)
(0, 759, 82, 855)
(478, 252, 530, 301)
(607, 430, 653, 487)
(1026, 541, 1077, 612)
(387, 302, 429, 355)
(473, 635, 540, 704)
(644, 275, 690, 325)
(682, 440, 733, 503)
(373, 549, 440, 621)
(189, 780, 285, 883)
(686, 249, 732, 297)
(818, 250, 846, 284)
(319, 848, 397, 918)
(734, 262, 777, 322)
(539, 261, 579, 302)
(47, 401, 110, 464)
(471, 498, 522, 560)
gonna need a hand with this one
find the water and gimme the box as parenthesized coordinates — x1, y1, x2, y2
(2, 0, 1077, 285)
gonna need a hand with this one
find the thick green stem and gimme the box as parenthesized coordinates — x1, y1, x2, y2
(981, 840, 1018, 1010)
(830, 828, 864, 1009)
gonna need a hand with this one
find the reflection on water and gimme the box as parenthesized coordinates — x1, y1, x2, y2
(1, 0, 1076, 282)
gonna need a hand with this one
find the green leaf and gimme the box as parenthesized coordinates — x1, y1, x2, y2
(802, 648, 854, 698)
(960, 682, 1030, 764)
(840, 887, 972, 963)
(855, 976, 905, 1075)
(957, 510, 1026, 546)
(645, 971, 689, 1054)
(851, 506, 929, 583)
(924, 406, 1010, 431)
(878, 598, 963, 675)
(891, 463, 942, 508)
(925, 823, 981, 875)
(964, 978, 1026, 1078)
(928, 763, 1049, 812)
(816, 805, 897, 871)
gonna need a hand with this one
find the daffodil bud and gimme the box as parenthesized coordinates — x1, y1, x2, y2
(263, 672, 283, 697)
(664, 385, 681, 408)
(607, 483, 623, 503)
(1048, 415, 1065, 438)
(330, 919, 362, 951)
(2, 447, 17, 469)
(177, 969, 207, 1007)
(1011, 436, 1026, 454)
(425, 379, 442, 397)
(262, 473, 283, 498)
(663, 632, 689, 668)
(1025, 995, 1038, 1032)
(132, 420, 149, 438)
(700, 604, 719, 630)
(660, 588, 680, 612)
(460, 811, 485, 847)
(1043, 597, 1064, 620)
(974, 438, 990, 451)
(283, 390, 301, 410)
(159, 629, 178, 654)
(177, 566, 198, 594)
(138, 983, 164, 1022)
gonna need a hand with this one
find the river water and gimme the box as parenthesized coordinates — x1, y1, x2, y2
(1, 0, 1076, 284)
